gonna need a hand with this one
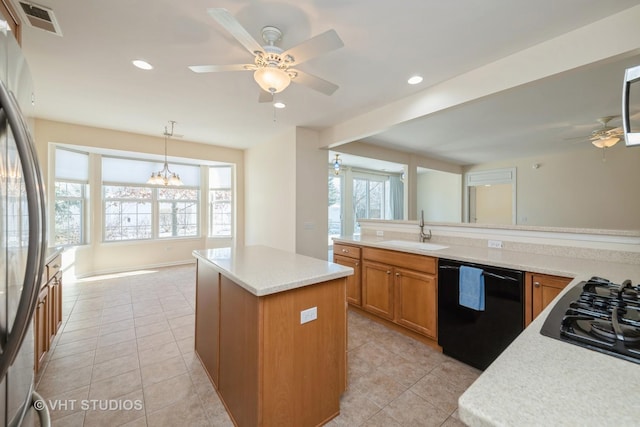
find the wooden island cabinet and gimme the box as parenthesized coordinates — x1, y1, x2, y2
(194, 246, 352, 427)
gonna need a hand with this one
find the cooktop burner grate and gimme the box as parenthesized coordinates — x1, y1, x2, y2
(540, 277, 640, 364)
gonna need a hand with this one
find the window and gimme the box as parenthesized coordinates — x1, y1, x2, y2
(54, 182, 86, 245)
(209, 166, 233, 237)
(54, 148, 89, 246)
(353, 176, 387, 234)
(158, 187, 199, 237)
(104, 185, 152, 241)
(102, 156, 201, 242)
(328, 174, 342, 244)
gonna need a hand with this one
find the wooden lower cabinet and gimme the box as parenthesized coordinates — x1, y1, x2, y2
(395, 267, 437, 338)
(34, 285, 49, 370)
(195, 260, 347, 427)
(362, 261, 394, 320)
(333, 243, 362, 306)
(334, 254, 361, 306)
(34, 252, 63, 373)
(361, 247, 437, 339)
(525, 272, 572, 326)
(48, 273, 62, 342)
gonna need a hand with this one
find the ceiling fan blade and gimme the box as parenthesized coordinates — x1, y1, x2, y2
(258, 90, 273, 103)
(188, 64, 252, 73)
(282, 29, 344, 65)
(208, 8, 264, 56)
(291, 69, 339, 95)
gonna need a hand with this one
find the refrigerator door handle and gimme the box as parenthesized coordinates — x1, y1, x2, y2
(0, 79, 47, 379)
(32, 391, 51, 427)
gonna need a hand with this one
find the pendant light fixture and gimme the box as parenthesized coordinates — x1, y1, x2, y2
(332, 154, 342, 175)
(147, 121, 183, 186)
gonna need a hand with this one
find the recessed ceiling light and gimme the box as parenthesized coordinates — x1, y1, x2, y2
(132, 60, 153, 70)
(273, 102, 286, 109)
(407, 75, 423, 85)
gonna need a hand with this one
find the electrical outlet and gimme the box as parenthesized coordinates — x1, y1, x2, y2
(300, 307, 317, 324)
(488, 240, 504, 249)
(376, 230, 384, 237)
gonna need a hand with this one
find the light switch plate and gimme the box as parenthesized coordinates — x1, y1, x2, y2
(300, 307, 317, 324)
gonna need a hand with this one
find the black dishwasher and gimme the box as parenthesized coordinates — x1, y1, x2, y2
(438, 258, 524, 370)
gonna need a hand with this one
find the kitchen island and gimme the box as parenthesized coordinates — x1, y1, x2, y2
(192, 246, 353, 427)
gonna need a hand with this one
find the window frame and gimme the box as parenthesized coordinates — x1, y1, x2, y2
(54, 179, 88, 246)
(102, 183, 154, 242)
(157, 187, 200, 239)
(208, 165, 234, 238)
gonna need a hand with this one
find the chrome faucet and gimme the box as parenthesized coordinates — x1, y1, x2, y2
(419, 210, 432, 242)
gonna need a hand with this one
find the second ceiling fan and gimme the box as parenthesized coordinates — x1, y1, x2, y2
(189, 8, 344, 101)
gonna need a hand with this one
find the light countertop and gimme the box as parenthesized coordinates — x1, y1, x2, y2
(193, 245, 353, 297)
(333, 235, 640, 426)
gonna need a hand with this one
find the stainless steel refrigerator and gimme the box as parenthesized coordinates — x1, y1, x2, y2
(0, 23, 50, 427)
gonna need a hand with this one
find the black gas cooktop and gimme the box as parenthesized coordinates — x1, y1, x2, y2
(540, 276, 640, 364)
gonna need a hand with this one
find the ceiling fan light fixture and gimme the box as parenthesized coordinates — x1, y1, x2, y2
(592, 137, 620, 149)
(254, 66, 291, 94)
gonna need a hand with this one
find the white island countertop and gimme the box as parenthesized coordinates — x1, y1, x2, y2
(193, 245, 353, 297)
(333, 235, 640, 426)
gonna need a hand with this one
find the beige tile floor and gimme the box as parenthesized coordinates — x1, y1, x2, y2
(36, 264, 479, 426)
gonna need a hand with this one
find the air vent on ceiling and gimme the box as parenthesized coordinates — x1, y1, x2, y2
(18, 1, 62, 36)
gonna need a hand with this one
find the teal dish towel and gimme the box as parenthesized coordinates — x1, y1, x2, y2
(459, 266, 485, 311)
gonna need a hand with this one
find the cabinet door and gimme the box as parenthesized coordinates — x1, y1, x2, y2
(34, 286, 49, 373)
(48, 275, 62, 338)
(362, 261, 394, 320)
(528, 273, 571, 325)
(334, 254, 361, 306)
(195, 262, 220, 386)
(395, 268, 437, 338)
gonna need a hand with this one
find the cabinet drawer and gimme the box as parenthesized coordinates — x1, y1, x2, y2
(333, 244, 361, 260)
(362, 247, 436, 274)
(47, 255, 62, 281)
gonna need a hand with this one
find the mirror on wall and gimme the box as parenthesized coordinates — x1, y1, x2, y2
(417, 167, 462, 223)
(464, 168, 516, 225)
(327, 152, 407, 241)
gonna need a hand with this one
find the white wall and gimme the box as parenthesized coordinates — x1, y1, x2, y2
(244, 129, 296, 252)
(295, 128, 329, 260)
(416, 170, 462, 223)
(244, 127, 330, 260)
(464, 144, 640, 230)
(35, 119, 244, 278)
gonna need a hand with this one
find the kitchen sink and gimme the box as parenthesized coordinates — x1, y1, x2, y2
(381, 240, 448, 251)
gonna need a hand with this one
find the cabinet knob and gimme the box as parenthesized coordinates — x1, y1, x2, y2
(52, 264, 60, 269)
(395, 273, 400, 277)
(386, 270, 391, 275)
(355, 262, 359, 266)
(342, 249, 348, 253)
(534, 281, 541, 288)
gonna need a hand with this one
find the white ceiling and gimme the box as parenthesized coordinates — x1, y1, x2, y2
(15, 0, 640, 166)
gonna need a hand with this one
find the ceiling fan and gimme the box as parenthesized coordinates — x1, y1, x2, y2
(189, 8, 344, 101)
(571, 116, 624, 148)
